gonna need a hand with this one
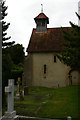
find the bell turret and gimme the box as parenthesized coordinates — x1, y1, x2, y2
(34, 12, 49, 32)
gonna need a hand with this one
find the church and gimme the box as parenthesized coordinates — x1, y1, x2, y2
(23, 10, 80, 88)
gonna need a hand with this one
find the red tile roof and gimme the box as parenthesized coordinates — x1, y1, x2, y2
(27, 27, 71, 53)
(34, 13, 48, 19)
(34, 13, 49, 24)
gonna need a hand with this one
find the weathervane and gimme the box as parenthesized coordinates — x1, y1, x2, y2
(41, 4, 43, 13)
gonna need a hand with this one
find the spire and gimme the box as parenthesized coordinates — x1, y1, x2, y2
(41, 4, 43, 13)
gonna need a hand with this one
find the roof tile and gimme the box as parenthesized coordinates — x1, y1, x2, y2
(34, 13, 48, 19)
(27, 27, 71, 53)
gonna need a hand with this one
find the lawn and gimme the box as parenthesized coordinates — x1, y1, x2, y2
(14, 86, 80, 119)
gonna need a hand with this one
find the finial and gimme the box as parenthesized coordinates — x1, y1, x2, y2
(41, 4, 43, 13)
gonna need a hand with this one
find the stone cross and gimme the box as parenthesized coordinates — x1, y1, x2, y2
(2, 79, 18, 119)
(5, 79, 14, 112)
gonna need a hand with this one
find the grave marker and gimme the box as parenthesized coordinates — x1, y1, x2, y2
(16, 77, 21, 97)
(5, 79, 14, 112)
(2, 79, 18, 120)
(67, 116, 72, 120)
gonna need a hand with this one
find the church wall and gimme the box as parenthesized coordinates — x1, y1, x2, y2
(32, 53, 70, 88)
(23, 54, 33, 86)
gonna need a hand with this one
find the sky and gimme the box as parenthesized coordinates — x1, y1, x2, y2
(5, 0, 79, 55)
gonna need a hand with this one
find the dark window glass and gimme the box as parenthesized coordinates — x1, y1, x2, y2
(44, 64, 46, 74)
(42, 21, 45, 26)
(54, 56, 56, 62)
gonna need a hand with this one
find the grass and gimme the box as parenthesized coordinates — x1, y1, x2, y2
(14, 86, 80, 119)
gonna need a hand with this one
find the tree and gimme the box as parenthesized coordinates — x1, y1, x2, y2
(3, 44, 25, 64)
(2, 54, 13, 87)
(2, 53, 14, 108)
(1, 1, 15, 110)
(76, 12, 80, 20)
(11, 63, 24, 84)
(1, 1, 15, 47)
(57, 13, 80, 69)
(2, 44, 25, 84)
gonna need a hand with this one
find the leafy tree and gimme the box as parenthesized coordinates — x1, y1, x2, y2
(2, 53, 14, 108)
(11, 63, 24, 84)
(2, 54, 14, 87)
(9, 44, 24, 64)
(1, 0, 15, 47)
(1, 1, 13, 110)
(2, 44, 25, 84)
(3, 44, 25, 64)
(57, 13, 80, 69)
(1, 1, 15, 110)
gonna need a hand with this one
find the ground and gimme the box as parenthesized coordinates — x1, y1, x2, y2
(14, 86, 80, 119)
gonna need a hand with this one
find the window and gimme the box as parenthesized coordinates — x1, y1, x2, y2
(54, 56, 56, 62)
(37, 22, 41, 27)
(42, 21, 45, 26)
(44, 64, 46, 74)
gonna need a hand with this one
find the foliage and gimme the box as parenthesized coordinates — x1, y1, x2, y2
(2, 44, 24, 84)
(1, 0, 15, 47)
(2, 53, 13, 86)
(2, 53, 14, 108)
(11, 63, 24, 84)
(76, 12, 80, 20)
(3, 44, 24, 64)
(2, 44, 24, 108)
(1, 0, 15, 109)
(57, 14, 80, 69)
(1, 1, 24, 111)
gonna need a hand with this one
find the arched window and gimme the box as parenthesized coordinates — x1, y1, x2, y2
(44, 64, 46, 74)
(54, 56, 56, 63)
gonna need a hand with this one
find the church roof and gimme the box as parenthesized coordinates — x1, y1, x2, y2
(34, 13, 48, 19)
(27, 27, 71, 53)
(34, 13, 49, 24)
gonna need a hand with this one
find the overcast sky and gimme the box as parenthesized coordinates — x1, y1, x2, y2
(5, 0, 79, 54)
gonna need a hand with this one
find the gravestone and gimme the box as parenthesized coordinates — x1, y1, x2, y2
(67, 116, 72, 120)
(2, 79, 18, 120)
(16, 77, 21, 97)
(24, 86, 28, 96)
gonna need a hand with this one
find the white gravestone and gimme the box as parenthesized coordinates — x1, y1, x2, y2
(2, 79, 17, 119)
(5, 79, 14, 112)
(67, 116, 72, 120)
